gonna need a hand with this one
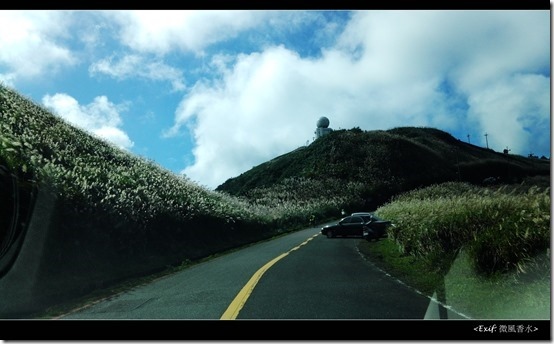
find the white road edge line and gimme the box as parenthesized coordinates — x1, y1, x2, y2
(356, 246, 472, 320)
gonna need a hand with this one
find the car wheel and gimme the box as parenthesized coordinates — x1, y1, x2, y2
(326, 230, 334, 238)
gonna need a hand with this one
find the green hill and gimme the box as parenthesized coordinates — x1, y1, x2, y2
(216, 126, 550, 210)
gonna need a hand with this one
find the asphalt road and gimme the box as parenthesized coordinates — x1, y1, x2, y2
(237, 232, 430, 319)
(58, 223, 431, 320)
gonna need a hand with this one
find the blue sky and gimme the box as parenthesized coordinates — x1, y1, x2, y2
(0, 10, 550, 190)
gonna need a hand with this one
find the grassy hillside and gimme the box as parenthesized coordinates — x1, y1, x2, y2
(216, 127, 549, 211)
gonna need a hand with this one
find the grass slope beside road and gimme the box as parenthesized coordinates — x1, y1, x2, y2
(358, 179, 550, 320)
(358, 235, 550, 320)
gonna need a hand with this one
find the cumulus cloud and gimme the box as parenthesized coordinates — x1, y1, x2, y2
(104, 10, 270, 56)
(0, 11, 76, 81)
(167, 10, 550, 189)
(335, 10, 550, 150)
(467, 73, 550, 155)
(168, 46, 341, 188)
(89, 54, 186, 91)
(0, 73, 16, 88)
(42, 93, 134, 150)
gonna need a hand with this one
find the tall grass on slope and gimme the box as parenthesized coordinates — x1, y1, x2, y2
(236, 176, 366, 224)
(375, 182, 550, 276)
(0, 85, 345, 237)
(0, 85, 258, 227)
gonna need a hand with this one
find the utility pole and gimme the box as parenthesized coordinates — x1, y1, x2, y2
(484, 133, 489, 149)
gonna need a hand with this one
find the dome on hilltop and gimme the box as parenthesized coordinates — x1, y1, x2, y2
(317, 116, 330, 128)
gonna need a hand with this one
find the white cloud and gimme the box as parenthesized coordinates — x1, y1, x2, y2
(0, 11, 76, 81)
(467, 73, 550, 156)
(93, 126, 135, 150)
(89, 54, 186, 91)
(0, 72, 16, 88)
(42, 93, 134, 150)
(167, 10, 549, 189)
(104, 10, 271, 56)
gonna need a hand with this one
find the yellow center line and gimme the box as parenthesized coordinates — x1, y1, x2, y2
(220, 233, 319, 320)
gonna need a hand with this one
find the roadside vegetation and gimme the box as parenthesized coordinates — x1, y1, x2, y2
(378, 180, 550, 276)
(0, 83, 550, 319)
(360, 178, 550, 319)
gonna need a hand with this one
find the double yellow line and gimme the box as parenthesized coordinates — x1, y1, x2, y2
(220, 234, 318, 320)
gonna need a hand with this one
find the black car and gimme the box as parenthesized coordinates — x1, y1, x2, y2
(321, 214, 392, 241)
